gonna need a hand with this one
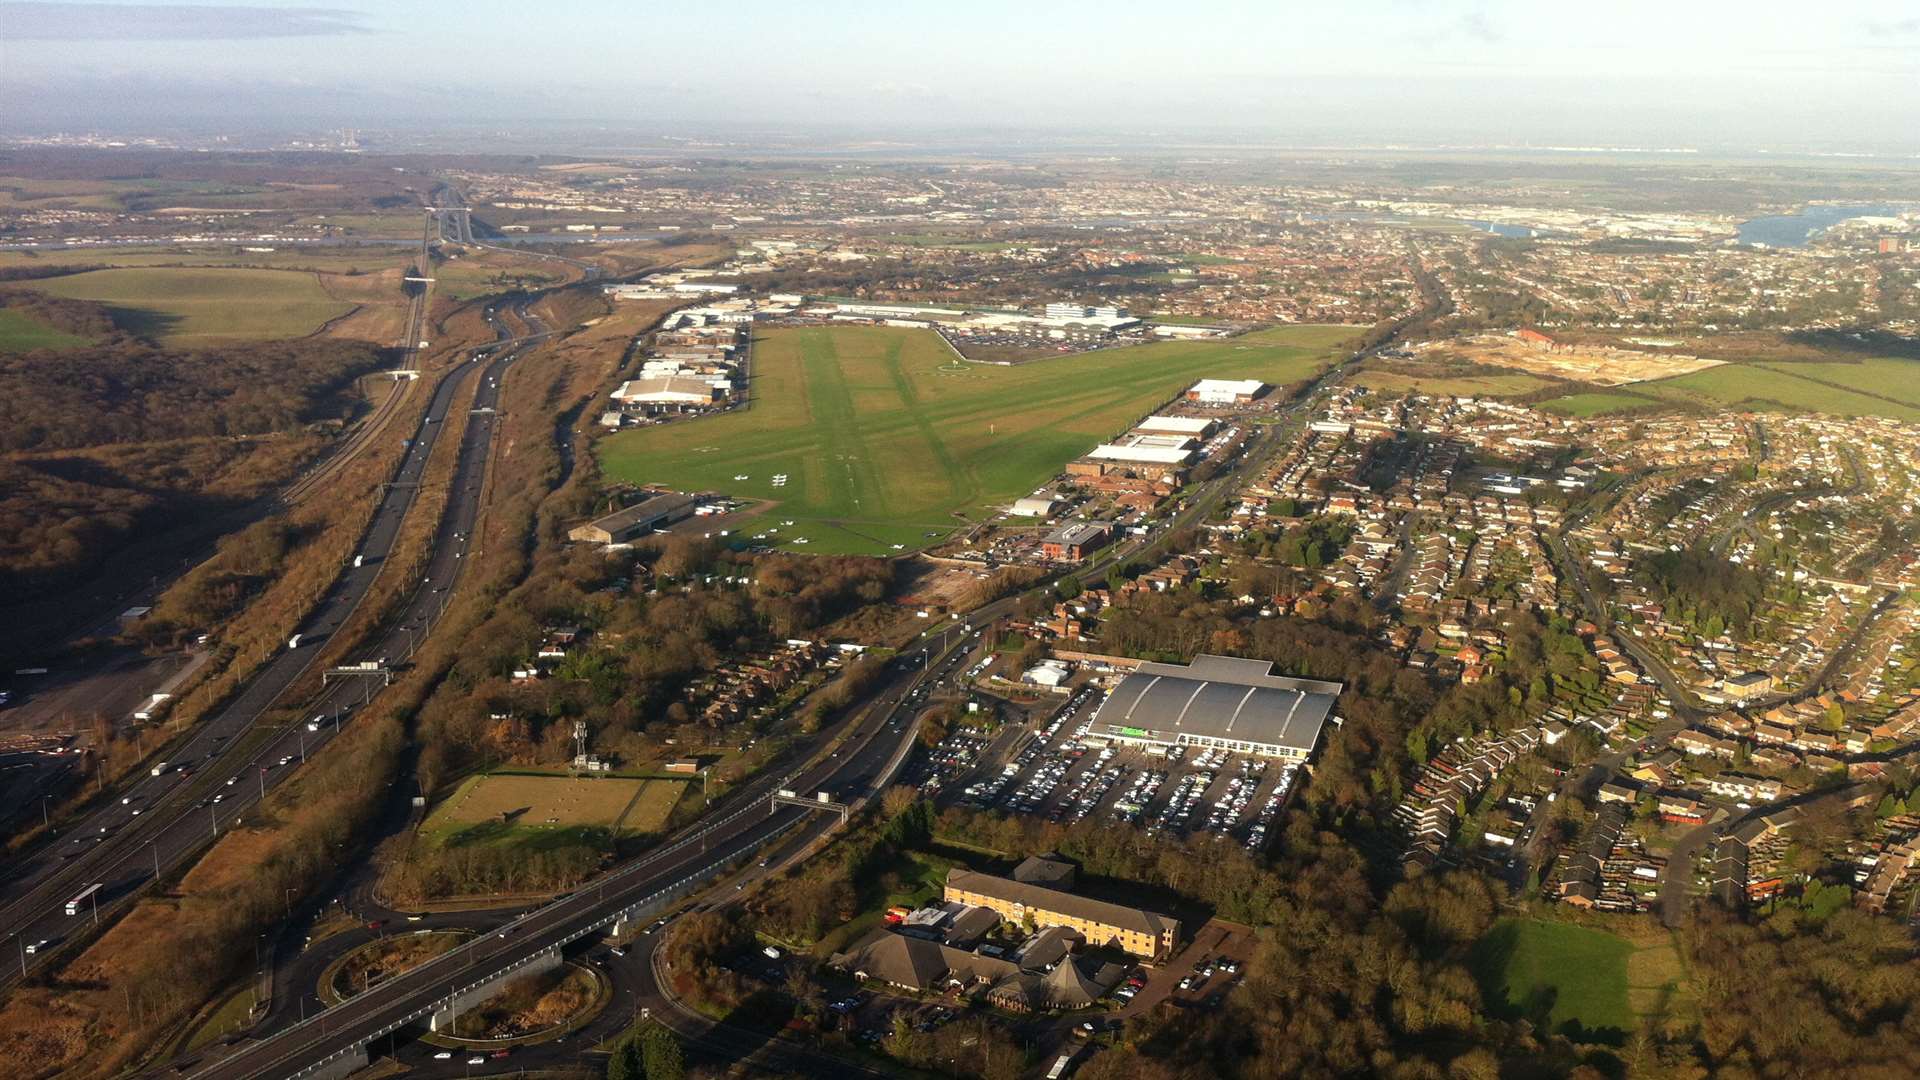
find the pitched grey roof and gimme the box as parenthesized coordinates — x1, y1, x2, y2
(831, 930, 1017, 990)
(576, 491, 698, 539)
(1039, 954, 1113, 1008)
(1093, 654, 1342, 752)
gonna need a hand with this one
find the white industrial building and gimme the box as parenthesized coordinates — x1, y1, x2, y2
(1085, 432, 1198, 467)
(612, 376, 721, 412)
(1134, 415, 1216, 438)
(1045, 302, 1128, 320)
(1185, 378, 1268, 405)
(1092, 654, 1343, 762)
(1009, 494, 1062, 517)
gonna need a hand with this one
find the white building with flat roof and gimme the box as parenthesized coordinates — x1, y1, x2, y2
(1135, 416, 1216, 437)
(1186, 378, 1268, 405)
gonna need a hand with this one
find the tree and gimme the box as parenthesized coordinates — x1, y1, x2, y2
(639, 1023, 684, 1080)
(604, 1037, 641, 1080)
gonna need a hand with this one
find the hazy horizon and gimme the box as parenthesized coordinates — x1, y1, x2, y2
(3, 0, 1919, 155)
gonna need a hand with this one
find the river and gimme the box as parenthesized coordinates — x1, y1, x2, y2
(1735, 204, 1894, 247)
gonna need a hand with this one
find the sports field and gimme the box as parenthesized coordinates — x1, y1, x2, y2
(1471, 918, 1634, 1042)
(0, 308, 92, 352)
(599, 323, 1358, 554)
(421, 772, 688, 850)
(26, 266, 355, 344)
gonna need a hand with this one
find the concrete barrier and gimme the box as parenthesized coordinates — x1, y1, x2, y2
(295, 1042, 368, 1080)
(429, 948, 562, 1032)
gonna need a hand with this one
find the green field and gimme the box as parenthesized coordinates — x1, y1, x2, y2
(1540, 391, 1660, 417)
(1543, 358, 1920, 422)
(599, 323, 1358, 554)
(0, 308, 92, 352)
(1644, 363, 1920, 422)
(26, 266, 354, 343)
(1756, 357, 1920, 409)
(421, 772, 688, 852)
(1354, 369, 1555, 398)
(1472, 918, 1634, 1042)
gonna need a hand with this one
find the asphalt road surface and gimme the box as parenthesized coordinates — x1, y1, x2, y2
(170, 629, 952, 1080)
(0, 306, 526, 988)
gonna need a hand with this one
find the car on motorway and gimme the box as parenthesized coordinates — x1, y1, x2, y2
(433, 1051, 452, 1059)
(466, 1055, 486, 1065)
(24, 939, 49, 954)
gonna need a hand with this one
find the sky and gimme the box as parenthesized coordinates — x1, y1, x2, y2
(2, 0, 1919, 153)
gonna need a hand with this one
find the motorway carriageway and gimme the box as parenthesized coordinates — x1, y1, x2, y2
(170, 310, 1402, 1078)
(173, 623, 954, 1080)
(0, 306, 525, 988)
(168, 283, 1440, 1074)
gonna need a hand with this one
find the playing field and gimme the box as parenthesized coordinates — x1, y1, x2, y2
(599, 323, 1358, 554)
(0, 308, 92, 352)
(26, 266, 355, 344)
(421, 772, 687, 850)
(1471, 918, 1634, 1042)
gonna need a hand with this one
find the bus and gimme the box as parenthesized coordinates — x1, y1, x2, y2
(65, 882, 103, 916)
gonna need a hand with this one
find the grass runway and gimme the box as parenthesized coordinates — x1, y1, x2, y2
(599, 323, 1358, 555)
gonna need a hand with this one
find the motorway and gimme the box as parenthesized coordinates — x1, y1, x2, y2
(173, 626, 959, 1080)
(161, 250, 1456, 1079)
(0, 301, 529, 987)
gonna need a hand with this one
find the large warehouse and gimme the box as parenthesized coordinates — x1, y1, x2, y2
(1185, 378, 1268, 405)
(1092, 654, 1342, 762)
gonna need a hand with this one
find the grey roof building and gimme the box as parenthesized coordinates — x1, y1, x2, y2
(567, 491, 698, 545)
(1012, 854, 1078, 890)
(1091, 654, 1343, 762)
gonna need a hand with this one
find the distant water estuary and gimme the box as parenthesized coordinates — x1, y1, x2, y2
(1736, 205, 1893, 247)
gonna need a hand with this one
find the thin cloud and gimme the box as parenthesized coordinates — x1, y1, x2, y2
(1455, 11, 1504, 44)
(0, 2, 373, 40)
(1864, 17, 1920, 36)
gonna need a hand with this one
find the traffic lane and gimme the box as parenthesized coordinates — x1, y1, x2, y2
(195, 806, 822, 1080)
(187, 594, 954, 1076)
(0, 347, 516, 972)
(191, 679, 929, 1079)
